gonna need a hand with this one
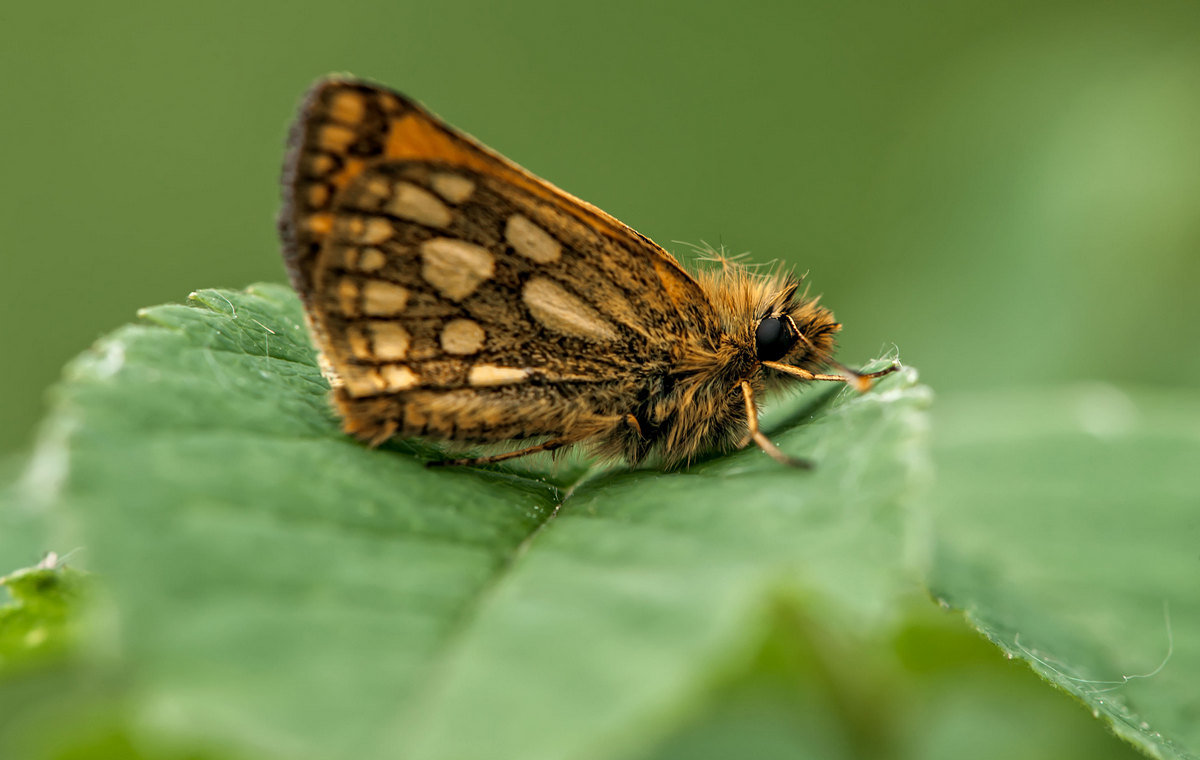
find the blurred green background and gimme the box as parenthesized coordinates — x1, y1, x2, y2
(2, 1, 1198, 455)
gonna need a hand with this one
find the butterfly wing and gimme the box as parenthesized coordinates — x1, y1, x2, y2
(279, 78, 721, 445)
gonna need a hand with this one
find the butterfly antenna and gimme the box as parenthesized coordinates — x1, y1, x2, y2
(784, 316, 899, 391)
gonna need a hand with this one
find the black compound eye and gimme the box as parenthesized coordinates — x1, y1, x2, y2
(755, 317, 795, 361)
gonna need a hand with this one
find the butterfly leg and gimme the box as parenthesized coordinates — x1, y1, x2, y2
(761, 361, 900, 391)
(740, 381, 813, 469)
(426, 438, 571, 468)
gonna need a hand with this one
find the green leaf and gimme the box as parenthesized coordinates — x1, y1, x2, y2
(930, 387, 1200, 760)
(0, 560, 86, 675)
(0, 555, 113, 760)
(9, 285, 933, 759)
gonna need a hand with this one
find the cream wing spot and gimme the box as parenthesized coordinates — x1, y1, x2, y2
(317, 352, 344, 390)
(337, 279, 360, 316)
(317, 124, 355, 152)
(379, 364, 418, 391)
(440, 319, 485, 355)
(361, 280, 409, 316)
(307, 153, 336, 177)
(362, 218, 394, 244)
(307, 183, 330, 208)
(342, 369, 381, 397)
(342, 364, 419, 397)
(430, 173, 475, 203)
(505, 214, 561, 263)
(346, 326, 372, 360)
(468, 364, 528, 386)
(305, 212, 333, 236)
(369, 323, 411, 361)
(358, 247, 387, 272)
(377, 92, 404, 112)
(327, 91, 366, 125)
(522, 277, 619, 342)
(387, 182, 452, 228)
(336, 215, 394, 245)
(362, 176, 392, 202)
(420, 238, 495, 301)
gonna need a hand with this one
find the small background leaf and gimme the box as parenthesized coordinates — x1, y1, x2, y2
(0, 562, 86, 675)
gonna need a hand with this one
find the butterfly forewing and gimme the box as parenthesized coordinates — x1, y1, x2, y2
(316, 161, 681, 385)
(279, 78, 723, 446)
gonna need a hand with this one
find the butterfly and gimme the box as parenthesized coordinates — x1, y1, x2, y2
(278, 77, 897, 469)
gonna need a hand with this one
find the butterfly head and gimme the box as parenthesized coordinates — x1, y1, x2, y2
(752, 279, 840, 375)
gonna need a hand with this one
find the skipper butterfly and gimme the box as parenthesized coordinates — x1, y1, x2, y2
(278, 77, 897, 468)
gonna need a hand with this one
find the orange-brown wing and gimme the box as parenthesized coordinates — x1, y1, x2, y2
(277, 77, 720, 444)
(279, 77, 714, 328)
